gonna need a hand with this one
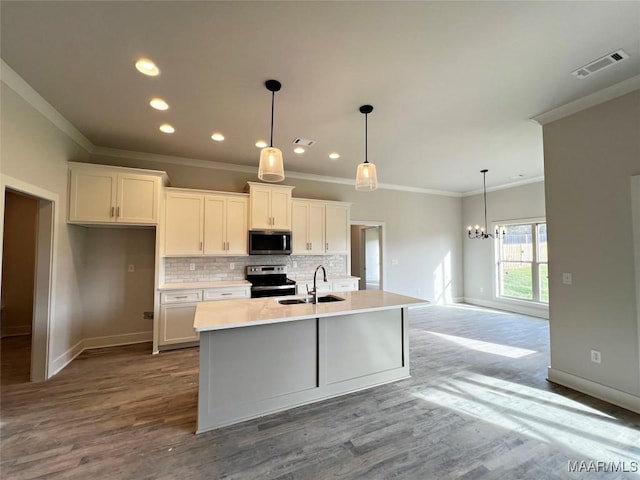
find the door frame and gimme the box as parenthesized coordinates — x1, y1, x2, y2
(1, 175, 58, 381)
(350, 220, 386, 291)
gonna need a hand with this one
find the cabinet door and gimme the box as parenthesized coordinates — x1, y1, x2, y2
(325, 204, 349, 254)
(164, 193, 204, 256)
(68, 169, 117, 223)
(270, 188, 292, 229)
(159, 303, 199, 345)
(225, 197, 248, 255)
(250, 186, 272, 229)
(117, 173, 158, 224)
(203, 195, 226, 255)
(307, 203, 325, 254)
(291, 201, 309, 254)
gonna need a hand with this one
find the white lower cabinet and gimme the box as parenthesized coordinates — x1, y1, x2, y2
(295, 278, 358, 295)
(331, 279, 359, 292)
(158, 286, 250, 347)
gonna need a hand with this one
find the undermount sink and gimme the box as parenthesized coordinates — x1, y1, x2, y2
(277, 295, 344, 305)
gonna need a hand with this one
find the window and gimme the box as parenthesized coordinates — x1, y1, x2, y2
(496, 221, 548, 303)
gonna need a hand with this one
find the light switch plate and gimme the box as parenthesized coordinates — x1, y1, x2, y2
(562, 273, 573, 285)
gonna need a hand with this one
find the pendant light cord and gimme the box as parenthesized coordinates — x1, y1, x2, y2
(364, 113, 369, 164)
(269, 91, 275, 148)
(483, 171, 488, 231)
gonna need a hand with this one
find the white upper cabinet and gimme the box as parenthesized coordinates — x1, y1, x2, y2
(165, 192, 205, 256)
(247, 182, 294, 230)
(164, 188, 248, 257)
(204, 194, 248, 256)
(325, 203, 350, 254)
(68, 162, 166, 225)
(292, 200, 325, 255)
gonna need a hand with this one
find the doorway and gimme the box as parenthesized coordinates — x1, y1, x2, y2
(350, 222, 384, 291)
(1, 183, 54, 383)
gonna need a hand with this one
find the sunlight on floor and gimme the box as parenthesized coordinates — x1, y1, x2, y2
(426, 331, 537, 358)
(414, 373, 640, 465)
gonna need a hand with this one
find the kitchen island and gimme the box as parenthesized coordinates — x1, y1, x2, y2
(194, 289, 428, 433)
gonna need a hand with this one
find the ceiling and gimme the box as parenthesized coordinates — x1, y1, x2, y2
(2, 1, 639, 194)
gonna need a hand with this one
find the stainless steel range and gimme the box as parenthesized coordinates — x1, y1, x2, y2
(246, 265, 297, 298)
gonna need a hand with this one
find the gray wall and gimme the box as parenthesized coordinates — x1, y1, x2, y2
(1, 83, 89, 374)
(543, 90, 640, 400)
(462, 181, 547, 317)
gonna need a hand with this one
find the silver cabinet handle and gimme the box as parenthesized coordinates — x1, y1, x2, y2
(221, 292, 232, 296)
(110, 206, 115, 217)
(309, 242, 312, 250)
(200, 241, 203, 251)
(175, 295, 188, 299)
(116, 206, 120, 217)
(326, 243, 328, 250)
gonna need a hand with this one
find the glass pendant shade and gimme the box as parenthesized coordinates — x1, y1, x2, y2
(258, 146, 285, 182)
(355, 161, 378, 191)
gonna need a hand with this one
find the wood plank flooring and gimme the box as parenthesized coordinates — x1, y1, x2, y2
(1, 305, 639, 479)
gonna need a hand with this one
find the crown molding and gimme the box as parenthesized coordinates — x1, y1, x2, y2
(532, 74, 640, 126)
(1, 59, 94, 152)
(91, 146, 463, 197)
(462, 176, 545, 197)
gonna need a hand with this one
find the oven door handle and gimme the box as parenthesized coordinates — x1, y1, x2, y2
(251, 285, 297, 291)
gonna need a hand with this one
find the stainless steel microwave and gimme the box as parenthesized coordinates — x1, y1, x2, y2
(248, 230, 292, 255)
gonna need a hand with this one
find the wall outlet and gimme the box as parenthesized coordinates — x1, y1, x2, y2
(480, 287, 484, 294)
(562, 273, 573, 285)
(391, 259, 399, 265)
(229, 262, 235, 270)
(590, 349, 602, 364)
(127, 264, 135, 273)
(143, 311, 154, 320)
(189, 263, 195, 271)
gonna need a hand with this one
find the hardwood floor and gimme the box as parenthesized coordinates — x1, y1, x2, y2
(1, 305, 639, 479)
(1, 335, 31, 386)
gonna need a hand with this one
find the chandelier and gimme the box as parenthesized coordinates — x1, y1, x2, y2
(467, 169, 505, 239)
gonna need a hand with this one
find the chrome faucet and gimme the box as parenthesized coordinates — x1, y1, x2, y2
(307, 265, 327, 304)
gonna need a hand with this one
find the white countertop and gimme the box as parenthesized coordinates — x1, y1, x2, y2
(159, 280, 251, 291)
(194, 289, 428, 332)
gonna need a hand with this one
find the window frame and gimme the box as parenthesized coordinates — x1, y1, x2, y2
(493, 217, 548, 305)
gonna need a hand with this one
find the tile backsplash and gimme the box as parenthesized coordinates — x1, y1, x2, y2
(163, 255, 349, 284)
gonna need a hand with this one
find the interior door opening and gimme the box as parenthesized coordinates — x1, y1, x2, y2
(1, 187, 53, 384)
(350, 223, 383, 291)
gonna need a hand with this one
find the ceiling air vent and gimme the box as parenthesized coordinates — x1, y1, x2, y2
(292, 138, 315, 147)
(571, 49, 630, 79)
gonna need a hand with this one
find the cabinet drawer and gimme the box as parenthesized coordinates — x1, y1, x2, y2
(332, 280, 358, 292)
(160, 290, 202, 304)
(203, 287, 250, 301)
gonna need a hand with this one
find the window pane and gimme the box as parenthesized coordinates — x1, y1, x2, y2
(537, 224, 548, 262)
(500, 261, 533, 300)
(539, 263, 549, 303)
(501, 225, 533, 262)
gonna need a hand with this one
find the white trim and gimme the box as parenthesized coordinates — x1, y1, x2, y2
(49, 339, 84, 377)
(1, 175, 58, 381)
(464, 296, 549, 319)
(350, 220, 387, 291)
(83, 331, 152, 350)
(547, 367, 640, 415)
(93, 146, 463, 197)
(532, 74, 640, 126)
(631, 175, 640, 390)
(1, 60, 94, 152)
(462, 177, 545, 197)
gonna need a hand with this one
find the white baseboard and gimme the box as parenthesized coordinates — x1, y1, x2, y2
(463, 296, 549, 319)
(49, 339, 84, 378)
(48, 331, 153, 379)
(83, 331, 152, 350)
(547, 367, 640, 414)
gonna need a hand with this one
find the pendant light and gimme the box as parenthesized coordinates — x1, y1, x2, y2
(467, 169, 505, 239)
(355, 105, 378, 191)
(258, 79, 285, 182)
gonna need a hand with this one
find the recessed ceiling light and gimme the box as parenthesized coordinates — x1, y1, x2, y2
(294, 147, 305, 154)
(135, 58, 160, 76)
(149, 98, 169, 110)
(211, 132, 225, 142)
(329, 153, 340, 160)
(159, 124, 175, 134)
(255, 140, 268, 148)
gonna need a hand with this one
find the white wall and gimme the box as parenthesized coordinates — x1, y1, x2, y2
(1, 82, 89, 375)
(543, 90, 640, 411)
(92, 153, 464, 303)
(463, 181, 547, 317)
